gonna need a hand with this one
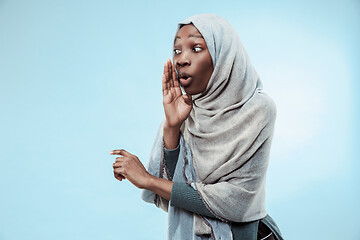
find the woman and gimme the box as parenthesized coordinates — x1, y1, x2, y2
(111, 14, 283, 240)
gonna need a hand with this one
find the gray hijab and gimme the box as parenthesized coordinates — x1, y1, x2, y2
(142, 13, 277, 238)
(181, 13, 276, 221)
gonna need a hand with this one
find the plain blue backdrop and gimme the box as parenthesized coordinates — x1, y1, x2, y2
(0, 0, 359, 239)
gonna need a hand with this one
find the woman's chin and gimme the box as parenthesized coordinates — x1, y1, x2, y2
(183, 87, 202, 95)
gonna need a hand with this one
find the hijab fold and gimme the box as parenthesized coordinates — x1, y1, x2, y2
(142, 14, 276, 238)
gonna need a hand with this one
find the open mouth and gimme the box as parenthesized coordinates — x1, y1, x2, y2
(178, 72, 192, 87)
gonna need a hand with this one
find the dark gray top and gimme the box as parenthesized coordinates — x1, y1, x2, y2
(164, 145, 283, 240)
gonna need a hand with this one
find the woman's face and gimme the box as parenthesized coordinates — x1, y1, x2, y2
(173, 24, 213, 95)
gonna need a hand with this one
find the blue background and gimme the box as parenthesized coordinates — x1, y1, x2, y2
(1, 0, 359, 239)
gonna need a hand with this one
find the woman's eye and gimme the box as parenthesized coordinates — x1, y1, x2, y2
(174, 49, 181, 55)
(193, 47, 202, 52)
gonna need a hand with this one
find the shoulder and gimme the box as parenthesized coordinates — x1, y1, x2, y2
(256, 90, 277, 120)
(245, 90, 277, 129)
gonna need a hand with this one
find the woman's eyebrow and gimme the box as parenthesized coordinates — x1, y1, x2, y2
(189, 34, 203, 38)
(175, 34, 204, 40)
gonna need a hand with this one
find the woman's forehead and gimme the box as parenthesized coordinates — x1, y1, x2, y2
(175, 24, 204, 42)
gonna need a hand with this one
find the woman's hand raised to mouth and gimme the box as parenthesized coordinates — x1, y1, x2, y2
(162, 59, 193, 149)
(162, 59, 193, 129)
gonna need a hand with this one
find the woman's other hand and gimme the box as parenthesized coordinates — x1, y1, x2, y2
(111, 149, 151, 189)
(162, 59, 193, 128)
(110, 149, 174, 200)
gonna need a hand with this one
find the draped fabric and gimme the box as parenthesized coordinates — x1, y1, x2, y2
(142, 13, 277, 238)
(142, 124, 233, 239)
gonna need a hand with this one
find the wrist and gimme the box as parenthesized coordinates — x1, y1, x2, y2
(163, 123, 180, 150)
(164, 120, 181, 131)
(145, 174, 157, 191)
(145, 174, 173, 201)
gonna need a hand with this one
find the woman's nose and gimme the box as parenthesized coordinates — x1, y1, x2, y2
(176, 52, 190, 67)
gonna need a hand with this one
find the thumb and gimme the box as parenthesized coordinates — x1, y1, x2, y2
(182, 94, 193, 106)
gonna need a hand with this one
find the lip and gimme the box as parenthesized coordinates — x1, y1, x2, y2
(178, 72, 192, 87)
(179, 77, 192, 87)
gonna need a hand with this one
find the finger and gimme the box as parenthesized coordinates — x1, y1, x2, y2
(110, 149, 134, 157)
(114, 171, 124, 177)
(171, 61, 182, 95)
(164, 61, 169, 82)
(168, 59, 174, 89)
(119, 149, 135, 158)
(171, 61, 179, 87)
(163, 61, 171, 93)
(110, 150, 120, 155)
(182, 94, 193, 105)
(113, 162, 122, 168)
(114, 172, 125, 181)
(162, 73, 168, 96)
(169, 60, 177, 92)
(114, 167, 127, 177)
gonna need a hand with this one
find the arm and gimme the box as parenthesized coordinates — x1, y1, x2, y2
(163, 144, 180, 179)
(111, 149, 173, 201)
(171, 182, 215, 218)
(162, 59, 192, 149)
(110, 144, 215, 218)
(165, 148, 269, 239)
(164, 146, 215, 218)
(111, 60, 192, 201)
